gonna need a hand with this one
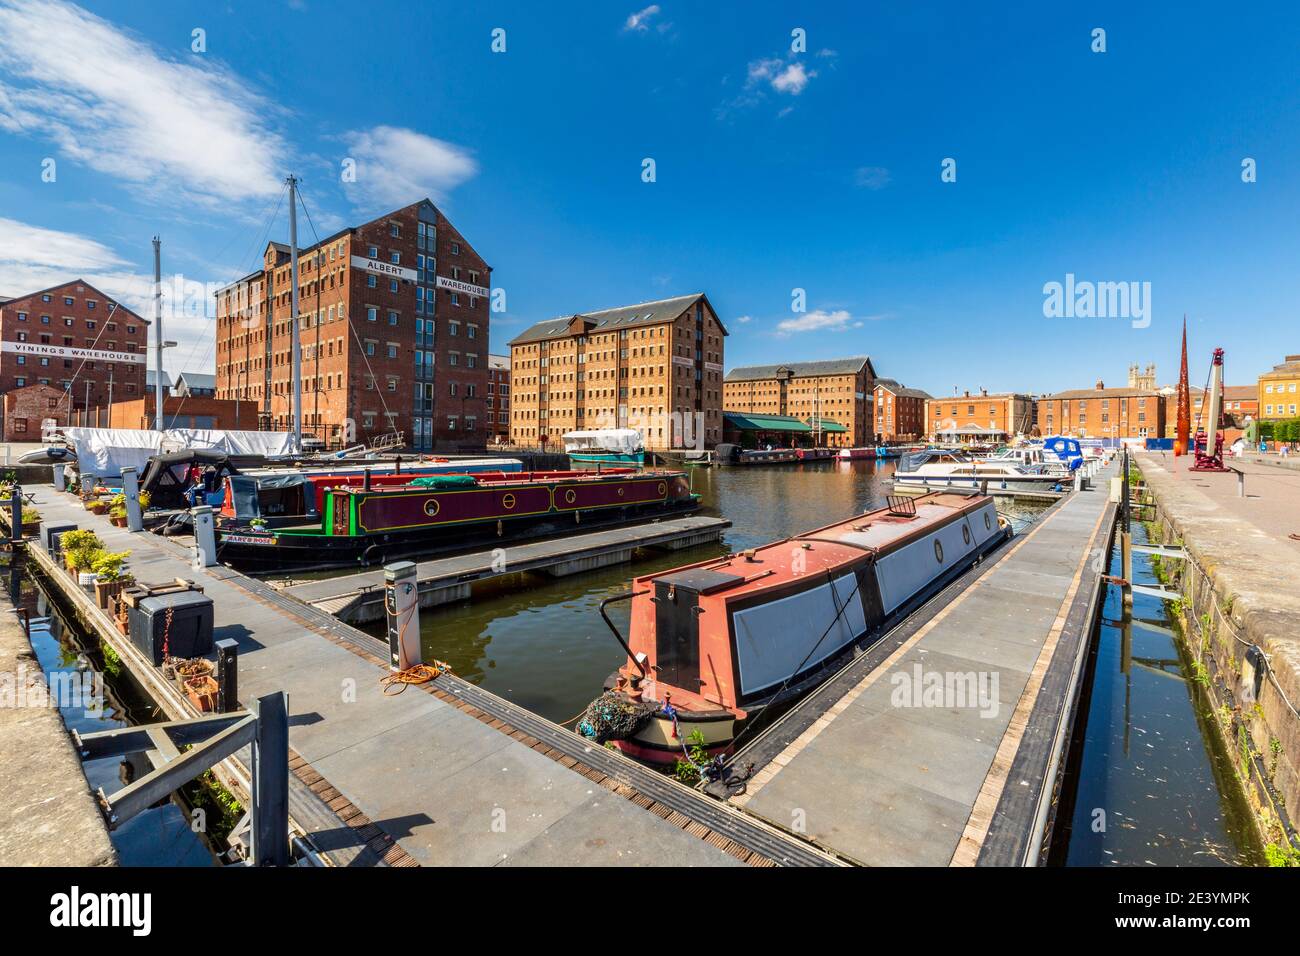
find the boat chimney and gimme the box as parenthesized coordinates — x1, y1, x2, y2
(743, 548, 758, 562)
(364, 468, 372, 492)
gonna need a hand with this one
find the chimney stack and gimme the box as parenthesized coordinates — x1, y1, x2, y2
(1095, 379, 1105, 390)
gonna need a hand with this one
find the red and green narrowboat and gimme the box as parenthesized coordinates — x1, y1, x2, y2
(213, 468, 699, 571)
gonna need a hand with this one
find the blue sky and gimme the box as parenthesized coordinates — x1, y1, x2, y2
(1, 0, 1297, 393)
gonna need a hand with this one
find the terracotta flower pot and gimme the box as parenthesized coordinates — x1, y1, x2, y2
(185, 675, 219, 713)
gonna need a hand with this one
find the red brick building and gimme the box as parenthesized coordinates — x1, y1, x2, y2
(926, 389, 1033, 443)
(214, 198, 492, 451)
(872, 379, 930, 442)
(1036, 381, 1166, 440)
(2, 383, 69, 441)
(487, 354, 510, 442)
(0, 280, 148, 439)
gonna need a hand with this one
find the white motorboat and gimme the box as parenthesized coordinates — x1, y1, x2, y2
(892, 449, 1070, 494)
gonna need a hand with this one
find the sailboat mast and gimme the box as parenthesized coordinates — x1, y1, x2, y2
(1175, 315, 1191, 456)
(153, 236, 163, 430)
(287, 175, 302, 445)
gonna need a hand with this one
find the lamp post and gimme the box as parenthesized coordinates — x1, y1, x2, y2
(152, 340, 178, 429)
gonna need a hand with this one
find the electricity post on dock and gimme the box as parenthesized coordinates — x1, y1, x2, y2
(384, 561, 422, 671)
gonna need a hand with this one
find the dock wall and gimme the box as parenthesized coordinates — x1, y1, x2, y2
(1136, 455, 1300, 863)
(0, 589, 117, 866)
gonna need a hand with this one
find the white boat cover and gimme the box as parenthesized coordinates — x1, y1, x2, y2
(561, 428, 643, 453)
(62, 427, 299, 477)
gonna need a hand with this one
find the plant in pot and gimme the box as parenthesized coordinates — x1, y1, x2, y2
(92, 550, 133, 610)
(20, 506, 41, 538)
(109, 504, 128, 527)
(138, 491, 152, 511)
(60, 530, 102, 573)
(73, 547, 106, 587)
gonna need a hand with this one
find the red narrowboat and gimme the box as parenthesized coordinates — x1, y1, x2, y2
(583, 491, 1010, 764)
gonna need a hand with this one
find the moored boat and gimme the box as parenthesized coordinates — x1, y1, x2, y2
(892, 449, 1070, 495)
(581, 490, 1011, 764)
(562, 429, 646, 466)
(838, 447, 877, 460)
(212, 467, 697, 571)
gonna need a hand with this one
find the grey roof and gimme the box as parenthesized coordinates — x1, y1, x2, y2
(488, 354, 509, 370)
(875, 378, 932, 400)
(726, 356, 874, 382)
(176, 371, 217, 389)
(146, 370, 174, 388)
(508, 293, 723, 346)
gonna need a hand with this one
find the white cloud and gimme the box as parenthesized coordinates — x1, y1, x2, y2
(623, 4, 661, 32)
(341, 126, 478, 209)
(854, 166, 891, 190)
(734, 314, 752, 324)
(770, 62, 813, 95)
(0, 0, 286, 204)
(776, 309, 865, 335)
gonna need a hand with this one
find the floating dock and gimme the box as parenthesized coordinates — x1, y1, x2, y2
(715, 460, 1118, 865)
(277, 514, 730, 623)
(15, 486, 831, 866)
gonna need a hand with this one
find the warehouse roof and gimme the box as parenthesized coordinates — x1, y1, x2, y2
(508, 293, 725, 346)
(725, 356, 875, 382)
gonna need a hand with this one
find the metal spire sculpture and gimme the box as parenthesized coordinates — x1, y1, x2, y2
(1174, 315, 1191, 456)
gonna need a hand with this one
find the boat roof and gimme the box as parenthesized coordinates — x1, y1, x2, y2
(636, 491, 987, 603)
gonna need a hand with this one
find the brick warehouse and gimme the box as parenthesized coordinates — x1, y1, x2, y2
(1035, 380, 1166, 440)
(926, 389, 1033, 443)
(214, 198, 492, 452)
(873, 378, 931, 443)
(508, 293, 727, 451)
(724, 357, 877, 448)
(0, 280, 149, 441)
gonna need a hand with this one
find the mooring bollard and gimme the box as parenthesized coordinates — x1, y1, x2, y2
(80, 472, 95, 496)
(191, 505, 217, 568)
(384, 561, 421, 671)
(52, 463, 65, 491)
(121, 467, 143, 532)
(1237, 469, 1245, 498)
(215, 638, 239, 713)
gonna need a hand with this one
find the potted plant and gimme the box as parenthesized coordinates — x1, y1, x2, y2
(20, 506, 41, 538)
(92, 550, 133, 610)
(60, 530, 101, 572)
(171, 657, 216, 694)
(138, 491, 152, 511)
(184, 674, 220, 712)
(109, 504, 128, 527)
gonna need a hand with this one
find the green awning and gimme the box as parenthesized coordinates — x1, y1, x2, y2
(810, 418, 847, 433)
(724, 412, 811, 432)
(723, 412, 848, 433)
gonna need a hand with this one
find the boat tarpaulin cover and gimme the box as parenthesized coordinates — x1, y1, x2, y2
(408, 474, 479, 489)
(62, 428, 299, 476)
(562, 428, 643, 453)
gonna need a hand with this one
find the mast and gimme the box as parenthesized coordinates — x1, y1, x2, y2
(153, 236, 163, 430)
(1175, 315, 1190, 456)
(287, 175, 302, 446)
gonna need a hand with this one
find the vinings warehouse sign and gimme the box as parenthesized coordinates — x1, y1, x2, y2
(2, 341, 146, 364)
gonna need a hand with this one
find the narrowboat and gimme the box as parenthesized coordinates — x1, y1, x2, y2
(212, 468, 698, 571)
(713, 443, 800, 466)
(562, 429, 646, 466)
(582, 490, 1010, 764)
(837, 447, 877, 460)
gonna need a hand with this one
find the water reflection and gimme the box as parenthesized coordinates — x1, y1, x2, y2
(1060, 521, 1262, 866)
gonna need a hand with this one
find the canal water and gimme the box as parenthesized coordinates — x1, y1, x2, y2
(10, 564, 216, 866)
(360, 460, 1046, 724)
(1055, 519, 1264, 866)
